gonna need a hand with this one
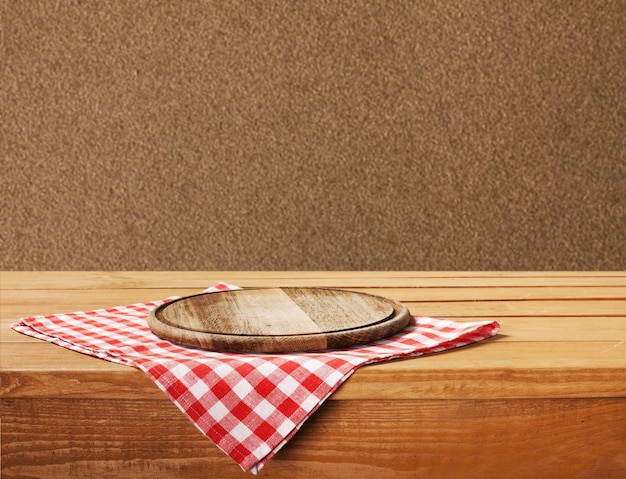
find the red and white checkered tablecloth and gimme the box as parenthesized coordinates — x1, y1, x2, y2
(12, 283, 500, 473)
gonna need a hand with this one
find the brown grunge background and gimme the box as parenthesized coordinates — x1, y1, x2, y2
(2, 1, 624, 270)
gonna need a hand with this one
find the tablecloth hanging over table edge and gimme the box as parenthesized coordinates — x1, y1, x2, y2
(11, 283, 500, 474)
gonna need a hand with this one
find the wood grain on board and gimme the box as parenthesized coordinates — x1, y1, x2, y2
(148, 287, 410, 352)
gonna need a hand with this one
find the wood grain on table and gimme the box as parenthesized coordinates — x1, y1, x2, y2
(1, 272, 625, 478)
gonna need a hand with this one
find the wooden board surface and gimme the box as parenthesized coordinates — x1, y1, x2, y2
(1, 271, 625, 479)
(3, 396, 625, 479)
(148, 287, 410, 352)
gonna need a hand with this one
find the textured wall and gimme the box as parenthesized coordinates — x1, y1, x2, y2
(2, 1, 624, 270)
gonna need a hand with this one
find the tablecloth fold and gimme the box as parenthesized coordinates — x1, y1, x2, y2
(12, 283, 500, 473)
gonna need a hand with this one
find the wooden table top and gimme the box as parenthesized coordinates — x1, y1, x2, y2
(2, 271, 625, 402)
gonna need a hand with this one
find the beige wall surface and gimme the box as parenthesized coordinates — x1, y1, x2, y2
(2, 1, 624, 270)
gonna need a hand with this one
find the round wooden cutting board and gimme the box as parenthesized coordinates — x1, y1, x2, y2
(147, 287, 411, 353)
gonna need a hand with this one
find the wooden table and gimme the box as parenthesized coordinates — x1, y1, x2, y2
(1, 272, 625, 478)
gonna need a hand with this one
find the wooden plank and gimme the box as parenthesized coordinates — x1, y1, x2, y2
(370, 286, 626, 301)
(2, 396, 624, 479)
(1, 369, 160, 400)
(3, 341, 624, 400)
(203, 275, 626, 289)
(3, 285, 625, 308)
(3, 288, 625, 323)
(340, 341, 626, 400)
(405, 299, 626, 317)
(3, 271, 626, 289)
(5, 314, 626, 343)
(0, 289, 196, 321)
(0, 397, 240, 479)
(488, 316, 626, 341)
